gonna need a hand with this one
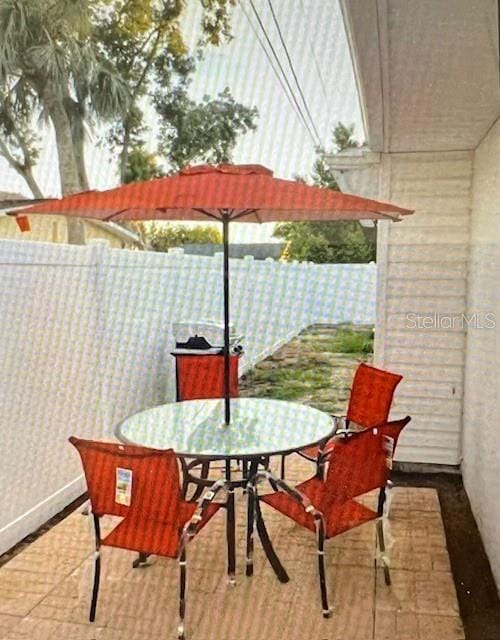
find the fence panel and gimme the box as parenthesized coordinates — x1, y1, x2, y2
(0, 240, 376, 554)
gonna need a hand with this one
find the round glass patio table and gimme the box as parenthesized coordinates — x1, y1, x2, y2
(115, 397, 335, 584)
(115, 397, 335, 459)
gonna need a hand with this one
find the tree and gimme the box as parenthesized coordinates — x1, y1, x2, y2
(147, 223, 222, 252)
(0, 1, 130, 192)
(0, 0, 255, 243)
(123, 146, 163, 184)
(155, 87, 257, 171)
(123, 86, 258, 183)
(0, 0, 129, 241)
(95, 0, 256, 182)
(274, 122, 376, 264)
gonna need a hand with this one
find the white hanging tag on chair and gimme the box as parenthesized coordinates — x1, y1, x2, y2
(383, 435, 395, 469)
(115, 468, 133, 506)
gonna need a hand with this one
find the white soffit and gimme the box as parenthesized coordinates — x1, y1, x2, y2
(340, 0, 500, 152)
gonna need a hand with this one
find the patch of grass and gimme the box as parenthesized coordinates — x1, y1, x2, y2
(300, 328, 373, 355)
(332, 328, 373, 354)
(240, 325, 374, 410)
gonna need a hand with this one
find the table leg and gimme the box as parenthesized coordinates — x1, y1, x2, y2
(225, 459, 236, 584)
(245, 458, 260, 577)
(254, 497, 289, 583)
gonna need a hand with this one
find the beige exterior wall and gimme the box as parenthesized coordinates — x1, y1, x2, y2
(462, 119, 500, 589)
(376, 151, 473, 465)
(0, 215, 132, 249)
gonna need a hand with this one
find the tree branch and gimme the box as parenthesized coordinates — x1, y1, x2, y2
(0, 138, 43, 198)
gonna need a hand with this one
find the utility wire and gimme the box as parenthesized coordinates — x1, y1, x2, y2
(247, 0, 318, 146)
(266, 0, 323, 146)
(239, 1, 303, 126)
(299, 0, 329, 104)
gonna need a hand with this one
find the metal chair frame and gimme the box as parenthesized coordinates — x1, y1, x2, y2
(88, 477, 227, 640)
(247, 417, 409, 617)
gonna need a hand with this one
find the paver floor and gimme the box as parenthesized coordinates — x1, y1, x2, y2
(0, 327, 465, 639)
(0, 454, 464, 640)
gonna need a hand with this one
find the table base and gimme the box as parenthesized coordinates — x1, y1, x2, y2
(133, 455, 289, 584)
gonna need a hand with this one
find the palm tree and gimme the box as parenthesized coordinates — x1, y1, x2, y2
(0, 0, 129, 242)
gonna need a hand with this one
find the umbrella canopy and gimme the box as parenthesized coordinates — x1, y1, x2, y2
(16, 164, 413, 424)
(14, 164, 412, 223)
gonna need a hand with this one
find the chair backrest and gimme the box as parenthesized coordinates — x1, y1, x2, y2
(70, 437, 182, 523)
(325, 416, 411, 505)
(346, 363, 403, 428)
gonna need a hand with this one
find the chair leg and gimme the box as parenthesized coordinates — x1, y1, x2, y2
(225, 460, 236, 585)
(178, 547, 187, 640)
(376, 519, 391, 586)
(246, 483, 255, 577)
(89, 515, 101, 623)
(132, 552, 150, 568)
(317, 522, 332, 618)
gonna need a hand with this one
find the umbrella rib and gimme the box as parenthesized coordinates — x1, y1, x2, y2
(375, 211, 401, 222)
(231, 209, 258, 221)
(193, 208, 222, 221)
(104, 208, 133, 221)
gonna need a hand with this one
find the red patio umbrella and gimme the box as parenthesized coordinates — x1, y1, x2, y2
(15, 164, 413, 423)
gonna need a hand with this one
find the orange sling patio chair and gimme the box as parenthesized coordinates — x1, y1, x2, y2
(70, 437, 225, 640)
(289, 362, 404, 476)
(247, 415, 411, 617)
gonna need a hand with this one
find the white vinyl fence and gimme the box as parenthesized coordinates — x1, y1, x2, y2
(0, 239, 376, 554)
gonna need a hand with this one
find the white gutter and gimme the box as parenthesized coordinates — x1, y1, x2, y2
(326, 146, 381, 202)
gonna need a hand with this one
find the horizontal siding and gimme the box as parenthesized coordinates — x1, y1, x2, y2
(387, 278, 466, 297)
(398, 379, 463, 399)
(386, 330, 465, 350)
(388, 262, 468, 280)
(400, 213, 470, 228)
(386, 313, 468, 332)
(379, 151, 472, 465)
(388, 243, 469, 263)
(392, 397, 462, 418)
(390, 226, 469, 244)
(386, 346, 465, 366)
(387, 362, 464, 383)
(386, 295, 466, 315)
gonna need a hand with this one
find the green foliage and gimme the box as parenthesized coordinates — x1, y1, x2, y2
(275, 220, 375, 264)
(0, 0, 255, 197)
(275, 122, 376, 264)
(331, 122, 357, 153)
(96, 0, 257, 180)
(123, 146, 163, 183)
(0, 0, 130, 194)
(155, 87, 258, 170)
(329, 327, 374, 354)
(147, 223, 222, 252)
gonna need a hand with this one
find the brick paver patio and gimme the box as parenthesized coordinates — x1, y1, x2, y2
(0, 454, 464, 640)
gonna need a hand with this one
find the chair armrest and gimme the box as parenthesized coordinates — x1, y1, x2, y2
(182, 478, 227, 542)
(248, 470, 323, 521)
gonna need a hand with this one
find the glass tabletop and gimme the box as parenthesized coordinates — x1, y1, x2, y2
(115, 398, 335, 459)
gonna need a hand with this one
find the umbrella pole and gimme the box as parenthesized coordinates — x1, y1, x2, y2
(222, 215, 231, 424)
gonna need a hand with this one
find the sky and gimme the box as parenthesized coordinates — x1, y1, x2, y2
(0, 0, 363, 242)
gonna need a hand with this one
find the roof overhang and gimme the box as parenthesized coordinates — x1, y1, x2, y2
(326, 147, 382, 219)
(340, 0, 500, 153)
